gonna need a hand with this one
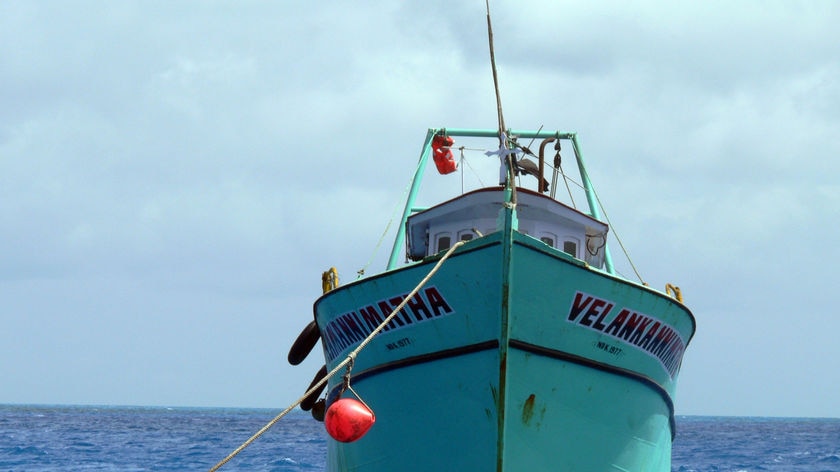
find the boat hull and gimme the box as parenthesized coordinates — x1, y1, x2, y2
(314, 232, 694, 471)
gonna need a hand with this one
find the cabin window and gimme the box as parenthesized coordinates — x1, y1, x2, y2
(539, 232, 557, 248)
(563, 239, 578, 257)
(437, 234, 452, 252)
(459, 229, 478, 241)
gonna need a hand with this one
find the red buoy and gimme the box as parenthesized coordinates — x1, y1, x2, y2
(324, 398, 375, 442)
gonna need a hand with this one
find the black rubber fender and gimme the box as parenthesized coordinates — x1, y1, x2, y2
(300, 364, 327, 411)
(310, 398, 326, 422)
(287, 320, 320, 365)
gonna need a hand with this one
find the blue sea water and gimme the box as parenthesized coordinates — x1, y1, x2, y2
(1, 405, 838, 471)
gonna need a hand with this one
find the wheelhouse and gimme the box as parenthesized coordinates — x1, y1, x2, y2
(406, 187, 609, 268)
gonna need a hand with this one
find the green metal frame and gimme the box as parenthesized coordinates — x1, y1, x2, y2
(386, 128, 615, 274)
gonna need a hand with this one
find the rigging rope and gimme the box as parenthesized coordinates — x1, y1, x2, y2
(450, 143, 643, 284)
(559, 163, 577, 208)
(208, 240, 466, 472)
(485, 139, 643, 284)
(577, 166, 645, 284)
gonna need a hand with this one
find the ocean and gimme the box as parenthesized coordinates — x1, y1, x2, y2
(1, 405, 838, 471)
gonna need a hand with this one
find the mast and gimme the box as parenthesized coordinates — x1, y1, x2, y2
(485, 0, 516, 199)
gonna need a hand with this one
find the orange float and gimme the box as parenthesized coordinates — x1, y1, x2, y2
(431, 134, 457, 174)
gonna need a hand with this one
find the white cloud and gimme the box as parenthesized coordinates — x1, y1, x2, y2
(1, 0, 838, 417)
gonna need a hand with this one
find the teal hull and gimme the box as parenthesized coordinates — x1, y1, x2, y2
(314, 230, 695, 471)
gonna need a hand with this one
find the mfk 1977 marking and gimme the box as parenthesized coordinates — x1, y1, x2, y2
(567, 291, 686, 378)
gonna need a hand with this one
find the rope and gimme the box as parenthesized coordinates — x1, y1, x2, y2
(208, 240, 466, 472)
(542, 152, 645, 283)
(342, 239, 465, 361)
(578, 167, 645, 284)
(452, 142, 642, 284)
(460, 147, 465, 194)
(560, 165, 577, 209)
(459, 147, 489, 190)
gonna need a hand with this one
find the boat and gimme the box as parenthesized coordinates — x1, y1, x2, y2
(285, 125, 696, 471)
(283, 7, 695, 471)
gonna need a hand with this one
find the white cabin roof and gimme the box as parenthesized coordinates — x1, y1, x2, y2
(406, 187, 609, 266)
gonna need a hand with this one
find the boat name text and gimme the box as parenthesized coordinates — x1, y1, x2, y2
(566, 291, 686, 378)
(322, 286, 454, 361)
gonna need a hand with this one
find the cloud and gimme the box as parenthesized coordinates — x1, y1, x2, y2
(1, 1, 839, 416)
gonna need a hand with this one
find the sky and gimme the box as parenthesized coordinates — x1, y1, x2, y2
(1, 1, 838, 418)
